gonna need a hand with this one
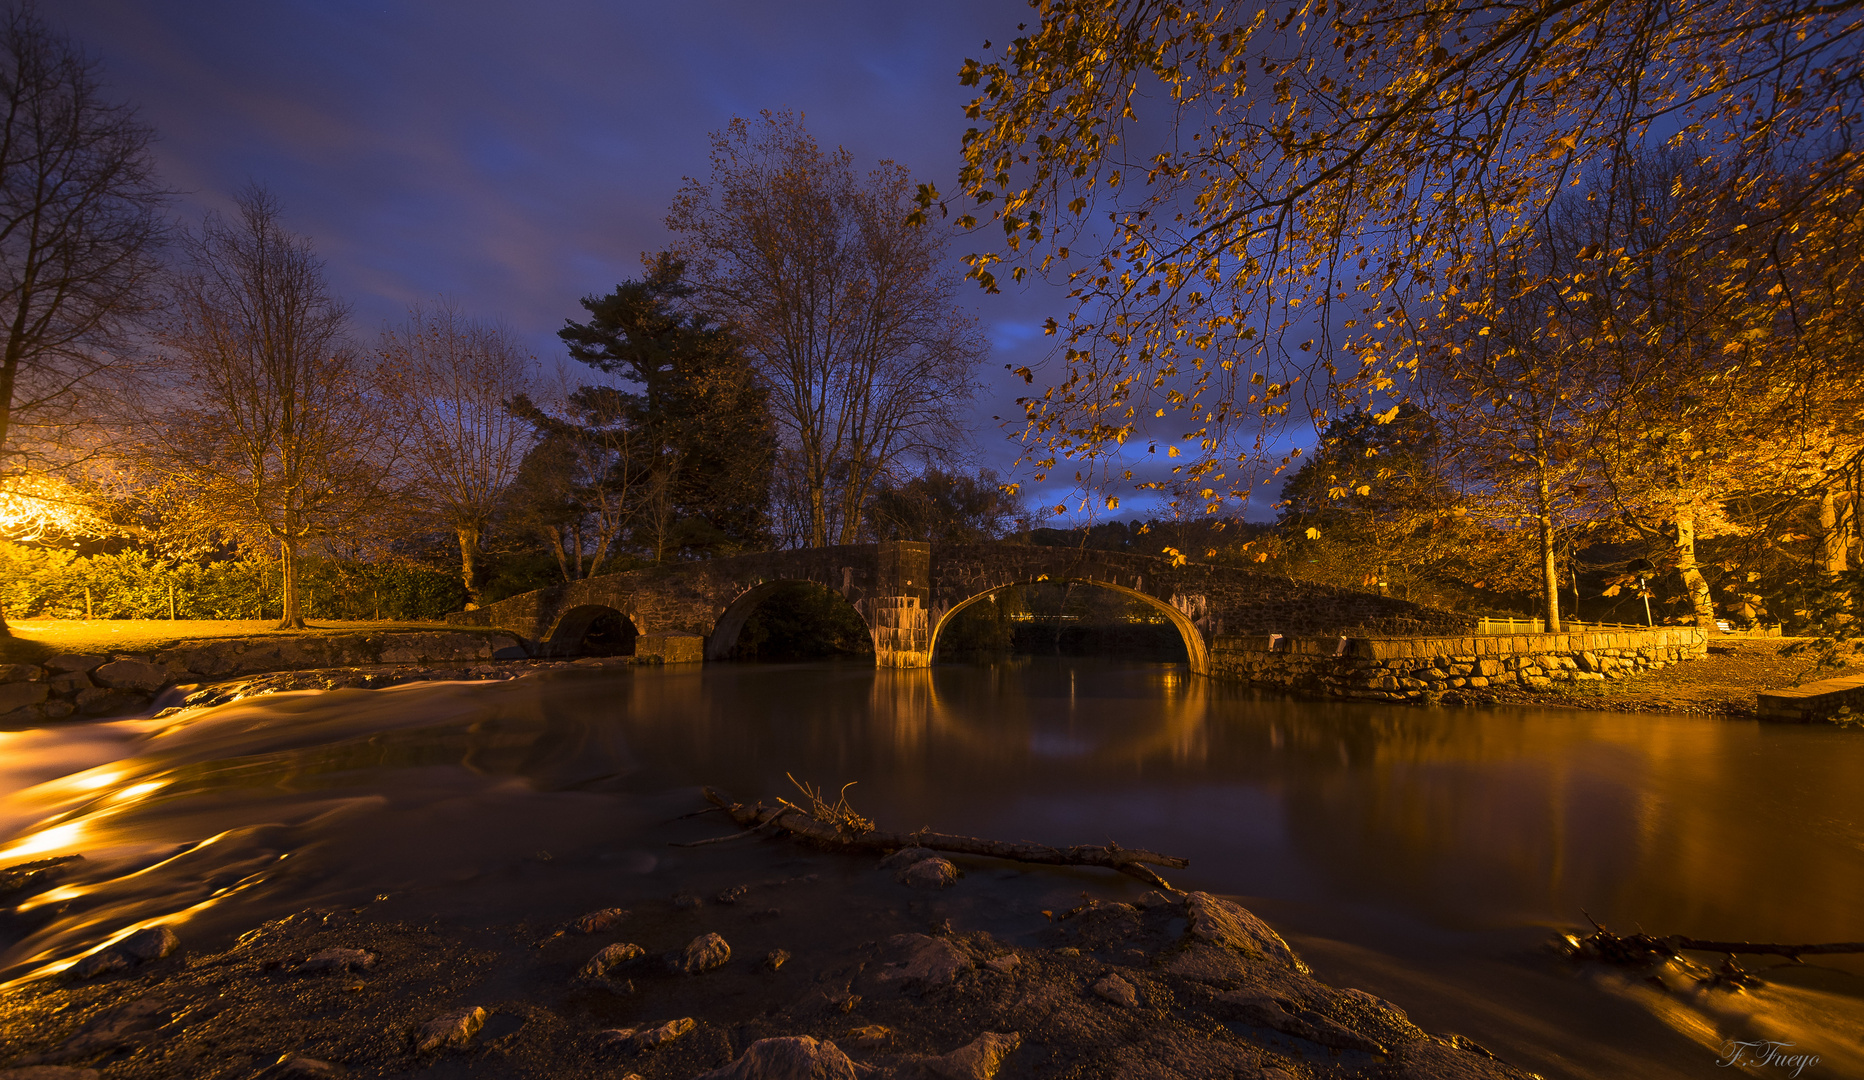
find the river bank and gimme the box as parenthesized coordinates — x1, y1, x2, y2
(0, 827, 1542, 1080)
(1455, 636, 1851, 718)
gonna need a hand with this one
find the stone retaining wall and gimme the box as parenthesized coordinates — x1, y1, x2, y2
(1211, 627, 1708, 701)
(0, 629, 525, 724)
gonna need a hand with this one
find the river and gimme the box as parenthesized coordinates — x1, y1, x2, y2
(2, 658, 1860, 1078)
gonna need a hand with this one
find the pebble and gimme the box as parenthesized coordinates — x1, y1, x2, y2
(415, 1006, 486, 1053)
(715, 885, 750, 904)
(844, 1025, 893, 1046)
(1092, 972, 1140, 1008)
(672, 892, 703, 910)
(693, 1036, 860, 1080)
(675, 932, 731, 974)
(761, 948, 790, 972)
(896, 856, 960, 890)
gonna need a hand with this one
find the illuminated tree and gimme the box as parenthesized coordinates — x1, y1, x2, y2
(378, 300, 535, 606)
(935, 0, 1863, 515)
(670, 111, 985, 548)
(145, 188, 395, 630)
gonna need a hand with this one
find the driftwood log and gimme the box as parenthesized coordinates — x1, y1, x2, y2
(1568, 919, 1864, 970)
(695, 786, 1189, 889)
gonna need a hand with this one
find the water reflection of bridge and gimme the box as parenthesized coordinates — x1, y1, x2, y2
(448, 541, 1471, 673)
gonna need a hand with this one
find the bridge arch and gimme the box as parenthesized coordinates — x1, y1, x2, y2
(929, 579, 1211, 676)
(706, 579, 870, 661)
(543, 604, 637, 657)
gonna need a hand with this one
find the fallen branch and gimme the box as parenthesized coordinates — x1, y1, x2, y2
(699, 786, 1189, 889)
(1565, 917, 1864, 972)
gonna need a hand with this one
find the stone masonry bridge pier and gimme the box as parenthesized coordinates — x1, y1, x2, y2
(446, 541, 1475, 674)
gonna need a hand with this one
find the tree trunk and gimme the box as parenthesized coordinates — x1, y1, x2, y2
(0, 607, 10, 638)
(1535, 469, 1562, 633)
(277, 539, 306, 630)
(1673, 512, 1716, 631)
(457, 524, 482, 609)
(1820, 490, 1850, 575)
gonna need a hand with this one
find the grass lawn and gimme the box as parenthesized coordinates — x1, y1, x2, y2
(0, 618, 475, 666)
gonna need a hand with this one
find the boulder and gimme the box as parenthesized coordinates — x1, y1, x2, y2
(0, 681, 49, 714)
(41, 654, 106, 674)
(74, 687, 140, 716)
(0, 663, 43, 683)
(92, 659, 170, 692)
(599, 1017, 696, 1052)
(117, 926, 179, 961)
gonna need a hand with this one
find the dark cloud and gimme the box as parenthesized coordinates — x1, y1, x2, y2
(52, 0, 1243, 522)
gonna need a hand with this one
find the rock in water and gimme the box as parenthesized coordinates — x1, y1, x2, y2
(117, 926, 180, 961)
(0, 1067, 105, 1079)
(879, 846, 940, 869)
(569, 907, 629, 934)
(692, 1036, 860, 1080)
(1092, 973, 1140, 1008)
(575, 942, 645, 991)
(896, 857, 960, 890)
(415, 1007, 486, 1053)
(91, 659, 170, 692)
(675, 931, 730, 973)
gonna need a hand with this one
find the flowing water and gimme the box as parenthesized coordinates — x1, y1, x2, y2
(1, 658, 1860, 1078)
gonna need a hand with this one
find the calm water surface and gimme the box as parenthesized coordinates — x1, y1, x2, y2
(2, 659, 1860, 1078)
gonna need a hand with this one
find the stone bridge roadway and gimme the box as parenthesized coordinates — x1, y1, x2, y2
(445, 541, 1473, 674)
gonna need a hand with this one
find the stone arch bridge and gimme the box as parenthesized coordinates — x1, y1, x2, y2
(446, 542, 1473, 675)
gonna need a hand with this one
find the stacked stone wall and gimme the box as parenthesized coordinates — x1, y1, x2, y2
(0, 629, 524, 723)
(1211, 627, 1708, 702)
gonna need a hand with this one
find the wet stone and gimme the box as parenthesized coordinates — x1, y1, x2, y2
(879, 846, 940, 869)
(896, 857, 960, 890)
(415, 1006, 486, 1053)
(715, 885, 750, 904)
(568, 907, 629, 934)
(870, 933, 972, 989)
(761, 948, 790, 972)
(672, 892, 703, 910)
(675, 931, 731, 974)
(575, 942, 645, 991)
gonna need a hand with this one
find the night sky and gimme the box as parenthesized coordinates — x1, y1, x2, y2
(51, 0, 1228, 524)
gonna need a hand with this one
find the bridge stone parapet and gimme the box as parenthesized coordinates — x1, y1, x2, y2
(448, 540, 1478, 674)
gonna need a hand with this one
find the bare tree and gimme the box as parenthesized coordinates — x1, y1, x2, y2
(669, 111, 984, 547)
(145, 187, 395, 629)
(0, 4, 166, 636)
(378, 300, 534, 607)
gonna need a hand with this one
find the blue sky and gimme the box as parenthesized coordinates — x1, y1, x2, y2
(53, 0, 1287, 524)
